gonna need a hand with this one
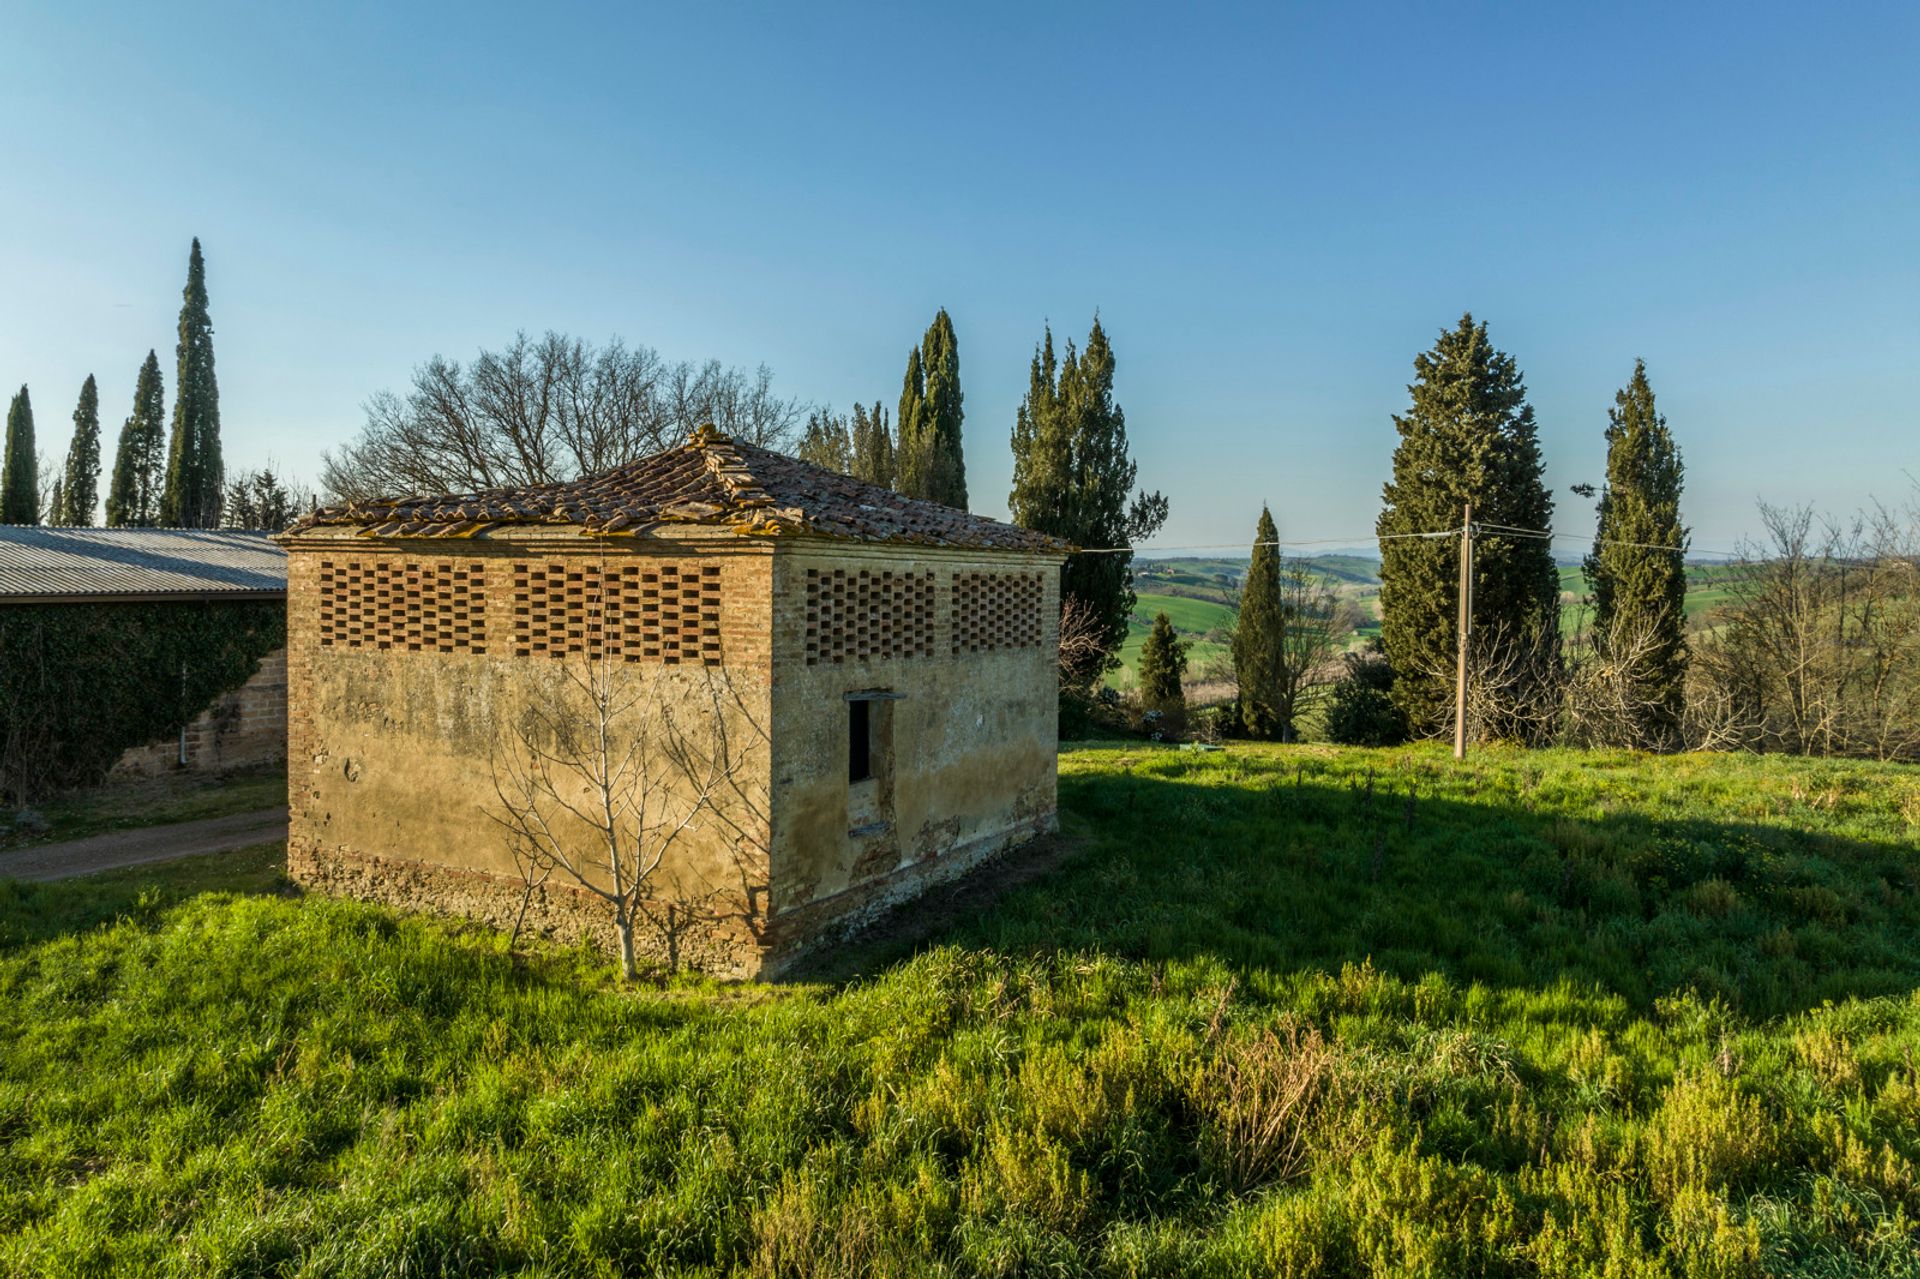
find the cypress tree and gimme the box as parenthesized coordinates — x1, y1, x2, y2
(2, 386, 37, 525)
(1010, 318, 1168, 674)
(1137, 611, 1189, 707)
(895, 346, 926, 495)
(1584, 359, 1689, 748)
(895, 310, 966, 507)
(107, 351, 167, 527)
(1377, 314, 1559, 741)
(850, 401, 894, 488)
(1233, 505, 1286, 738)
(47, 477, 67, 527)
(162, 238, 222, 527)
(58, 375, 102, 526)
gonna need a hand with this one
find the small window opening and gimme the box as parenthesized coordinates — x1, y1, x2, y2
(848, 698, 872, 783)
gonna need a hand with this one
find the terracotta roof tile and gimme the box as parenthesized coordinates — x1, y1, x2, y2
(290, 428, 1069, 554)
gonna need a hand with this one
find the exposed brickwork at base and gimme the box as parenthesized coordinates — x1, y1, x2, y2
(289, 807, 1055, 980)
(287, 839, 765, 978)
(758, 811, 1059, 977)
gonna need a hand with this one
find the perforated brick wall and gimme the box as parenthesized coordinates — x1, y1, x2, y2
(804, 568, 936, 664)
(318, 560, 489, 653)
(951, 571, 1045, 654)
(512, 562, 722, 664)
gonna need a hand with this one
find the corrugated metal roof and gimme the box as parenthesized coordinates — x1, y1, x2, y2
(290, 427, 1071, 554)
(0, 527, 287, 601)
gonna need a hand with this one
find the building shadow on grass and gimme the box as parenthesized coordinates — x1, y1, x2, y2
(0, 842, 295, 950)
(828, 760, 1920, 1019)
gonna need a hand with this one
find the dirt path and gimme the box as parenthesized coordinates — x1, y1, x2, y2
(0, 808, 290, 883)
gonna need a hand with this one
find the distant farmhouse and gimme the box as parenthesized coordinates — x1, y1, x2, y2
(280, 427, 1068, 976)
(0, 528, 287, 798)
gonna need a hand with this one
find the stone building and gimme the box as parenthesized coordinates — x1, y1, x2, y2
(280, 428, 1068, 976)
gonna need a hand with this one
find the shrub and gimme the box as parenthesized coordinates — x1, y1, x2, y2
(1323, 646, 1408, 746)
(1642, 1070, 1779, 1200)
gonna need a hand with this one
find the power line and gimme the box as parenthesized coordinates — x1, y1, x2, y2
(1473, 522, 1746, 559)
(1082, 523, 1749, 560)
(1072, 529, 1458, 555)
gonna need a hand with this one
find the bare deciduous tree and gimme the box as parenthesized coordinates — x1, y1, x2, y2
(1057, 595, 1112, 692)
(489, 653, 762, 980)
(1272, 563, 1359, 742)
(1417, 618, 1565, 747)
(1564, 614, 1694, 751)
(322, 332, 807, 501)
(1687, 497, 1920, 760)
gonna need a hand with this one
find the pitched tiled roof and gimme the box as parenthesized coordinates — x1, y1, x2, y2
(290, 427, 1069, 553)
(0, 528, 286, 601)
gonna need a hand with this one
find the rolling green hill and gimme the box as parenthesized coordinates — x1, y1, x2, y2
(1132, 591, 1236, 634)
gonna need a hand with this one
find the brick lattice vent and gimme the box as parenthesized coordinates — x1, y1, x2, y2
(951, 571, 1044, 654)
(512, 563, 722, 664)
(319, 561, 488, 653)
(804, 568, 936, 664)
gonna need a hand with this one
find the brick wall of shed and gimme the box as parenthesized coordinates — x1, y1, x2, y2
(111, 647, 288, 777)
(763, 543, 1061, 970)
(284, 536, 776, 977)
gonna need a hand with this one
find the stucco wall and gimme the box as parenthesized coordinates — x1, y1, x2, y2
(763, 542, 1061, 964)
(285, 531, 776, 976)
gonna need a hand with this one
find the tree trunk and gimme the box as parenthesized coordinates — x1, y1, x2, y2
(616, 915, 637, 981)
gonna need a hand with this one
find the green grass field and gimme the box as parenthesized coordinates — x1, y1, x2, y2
(1132, 591, 1238, 635)
(1116, 562, 1385, 688)
(3, 745, 1919, 1273)
(1559, 562, 1759, 639)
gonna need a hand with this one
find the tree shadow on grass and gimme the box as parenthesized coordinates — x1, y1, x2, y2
(861, 757, 1919, 1019)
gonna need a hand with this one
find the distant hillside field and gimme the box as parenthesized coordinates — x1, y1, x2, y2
(1116, 556, 1758, 690)
(1113, 555, 1383, 688)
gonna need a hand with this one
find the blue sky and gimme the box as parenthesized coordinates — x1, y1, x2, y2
(2, 1, 1915, 551)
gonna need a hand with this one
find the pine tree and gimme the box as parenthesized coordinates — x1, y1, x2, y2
(2, 386, 37, 525)
(1584, 359, 1689, 748)
(795, 408, 853, 473)
(850, 401, 895, 487)
(222, 467, 302, 530)
(1009, 318, 1168, 676)
(162, 238, 222, 527)
(895, 310, 966, 507)
(1137, 611, 1189, 707)
(56, 375, 102, 526)
(1233, 505, 1286, 738)
(1377, 314, 1559, 741)
(107, 351, 167, 527)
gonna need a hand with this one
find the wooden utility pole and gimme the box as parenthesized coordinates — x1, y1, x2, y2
(1453, 503, 1473, 760)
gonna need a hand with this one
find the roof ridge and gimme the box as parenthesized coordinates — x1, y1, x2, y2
(290, 426, 1069, 553)
(691, 426, 777, 511)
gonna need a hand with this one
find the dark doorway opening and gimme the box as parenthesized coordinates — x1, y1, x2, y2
(849, 698, 872, 783)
